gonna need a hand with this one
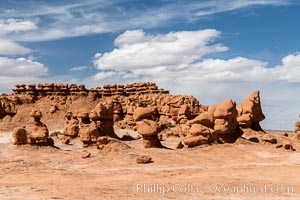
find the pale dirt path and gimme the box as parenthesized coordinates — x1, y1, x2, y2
(0, 130, 300, 200)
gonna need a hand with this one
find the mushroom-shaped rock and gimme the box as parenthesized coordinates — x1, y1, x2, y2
(28, 110, 52, 146)
(136, 119, 159, 137)
(29, 110, 42, 118)
(136, 119, 162, 148)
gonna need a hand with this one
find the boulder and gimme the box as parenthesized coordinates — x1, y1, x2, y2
(237, 91, 265, 129)
(261, 134, 277, 144)
(133, 107, 153, 122)
(136, 155, 152, 164)
(136, 119, 159, 137)
(12, 127, 27, 145)
(213, 99, 237, 119)
(183, 135, 210, 147)
(189, 124, 212, 137)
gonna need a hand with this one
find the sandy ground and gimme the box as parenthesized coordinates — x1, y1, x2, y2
(1, 129, 300, 200)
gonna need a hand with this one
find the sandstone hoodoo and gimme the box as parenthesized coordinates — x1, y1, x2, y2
(1, 82, 203, 132)
(183, 98, 240, 147)
(63, 111, 79, 138)
(134, 107, 163, 148)
(3, 82, 295, 151)
(12, 109, 54, 146)
(237, 90, 265, 131)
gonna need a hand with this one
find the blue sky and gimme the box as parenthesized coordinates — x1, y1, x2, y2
(0, 0, 300, 130)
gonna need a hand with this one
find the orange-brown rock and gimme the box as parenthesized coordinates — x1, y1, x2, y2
(27, 110, 51, 146)
(190, 105, 216, 128)
(12, 127, 28, 145)
(136, 155, 152, 164)
(63, 112, 79, 138)
(12, 110, 54, 146)
(135, 115, 163, 148)
(183, 135, 210, 147)
(133, 107, 153, 122)
(2, 82, 203, 135)
(237, 91, 265, 130)
(182, 123, 213, 147)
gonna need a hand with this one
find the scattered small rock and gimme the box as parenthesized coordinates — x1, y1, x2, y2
(248, 137, 259, 143)
(281, 132, 289, 137)
(82, 152, 91, 158)
(136, 155, 152, 164)
(261, 134, 277, 144)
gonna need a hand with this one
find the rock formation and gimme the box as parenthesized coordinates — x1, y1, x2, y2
(183, 99, 239, 147)
(134, 107, 163, 148)
(77, 112, 100, 147)
(237, 90, 265, 131)
(12, 110, 54, 146)
(63, 111, 79, 138)
(1, 82, 204, 132)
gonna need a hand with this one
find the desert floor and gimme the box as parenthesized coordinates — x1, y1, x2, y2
(0, 129, 300, 200)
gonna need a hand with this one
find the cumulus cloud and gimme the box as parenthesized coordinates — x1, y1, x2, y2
(0, 56, 48, 92)
(93, 29, 300, 85)
(0, 18, 36, 55)
(94, 29, 228, 71)
(274, 52, 300, 82)
(0, 57, 47, 77)
(0, 18, 37, 34)
(0, 39, 32, 55)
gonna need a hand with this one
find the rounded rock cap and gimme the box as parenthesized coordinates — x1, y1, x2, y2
(29, 110, 42, 118)
(77, 112, 89, 119)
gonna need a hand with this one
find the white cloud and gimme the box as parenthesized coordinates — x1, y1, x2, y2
(93, 30, 300, 85)
(91, 71, 119, 81)
(94, 29, 228, 71)
(273, 52, 300, 82)
(69, 66, 88, 71)
(0, 18, 37, 34)
(0, 39, 32, 55)
(0, 56, 48, 93)
(0, 57, 47, 77)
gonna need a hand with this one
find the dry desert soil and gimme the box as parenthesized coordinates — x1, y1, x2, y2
(1, 128, 300, 200)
